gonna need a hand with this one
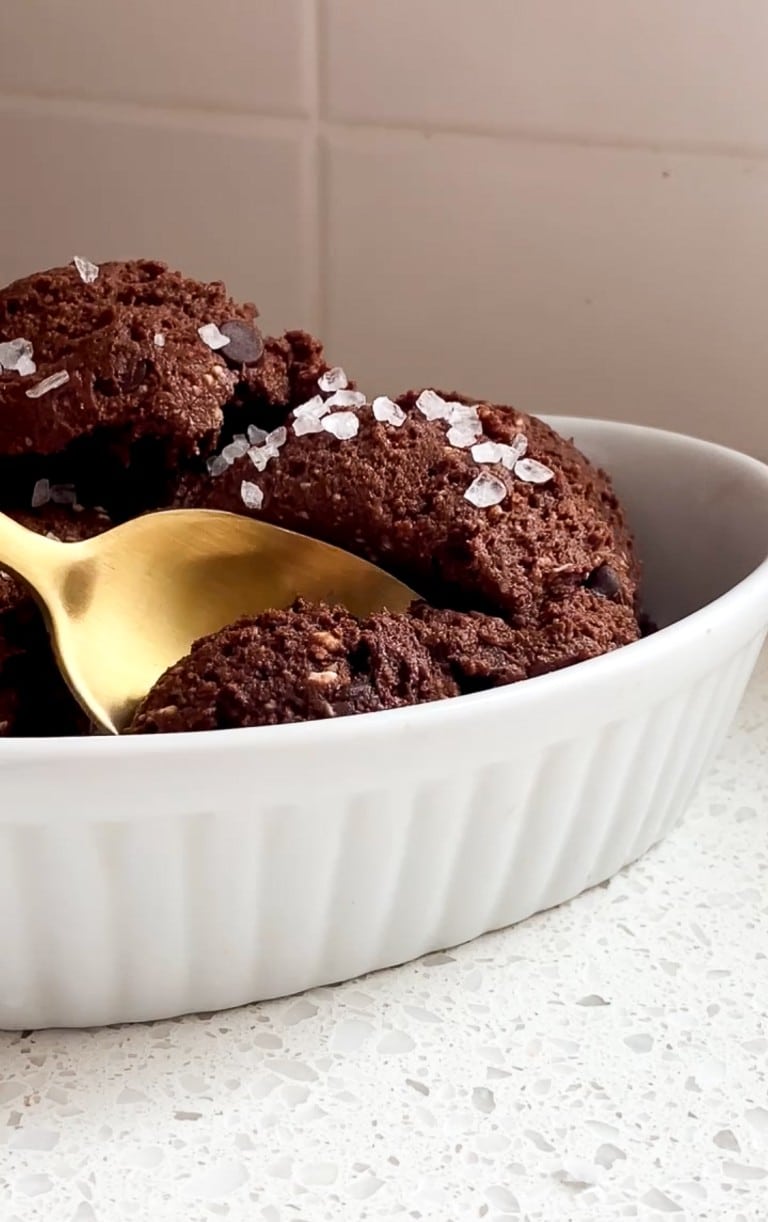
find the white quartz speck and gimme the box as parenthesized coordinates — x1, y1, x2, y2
(0, 648, 766, 1222)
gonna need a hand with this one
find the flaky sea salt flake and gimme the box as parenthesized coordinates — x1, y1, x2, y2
(464, 471, 507, 508)
(207, 454, 230, 477)
(324, 389, 367, 410)
(31, 478, 50, 509)
(73, 255, 99, 284)
(372, 396, 406, 426)
(514, 457, 554, 484)
(197, 323, 231, 351)
(415, 389, 448, 420)
(240, 481, 264, 511)
(471, 441, 505, 465)
(293, 395, 328, 420)
(0, 337, 35, 373)
(294, 415, 325, 436)
(445, 402, 481, 429)
(322, 412, 359, 440)
(318, 367, 349, 393)
(25, 370, 70, 399)
(266, 426, 287, 450)
(247, 425, 268, 446)
(222, 438, 249, 462)
(447, 424, 482, 449)
(153, 332, 166, 349)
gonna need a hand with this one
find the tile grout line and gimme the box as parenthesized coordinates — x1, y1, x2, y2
(301, 0, 322, 335)
(3, 91, 768, 166)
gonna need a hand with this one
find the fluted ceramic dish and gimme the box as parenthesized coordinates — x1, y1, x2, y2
(1, 417, 767, 1029)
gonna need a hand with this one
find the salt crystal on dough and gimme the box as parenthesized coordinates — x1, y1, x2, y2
(415, 389, 449, 420)
(222, 439, 248, 462)
(207, 454, 230, 477)
(372, 396, 406, 426)
(324, 389, 367, 410)
(73, 255, 99, 284)
(153, 333, 166, 349)
(464, 471, 507, 508)
(471, 441, 505, 465)
(25, 370, 70, 399)
(0, 338, 35, 374)
(318, 367, 349, 393)
(240, 480, 264, 510)
(31, 478, 51, 509)
(294, 415, 325, 436)
(447, 424, 482, 449)
(294, 395, 329, 420)
(515, 457, 554, 484)
(322, 412, 359, 440)
(266, 426, 287, 450)
(197, 323, 231, 351)
(472, 434, 528, 470)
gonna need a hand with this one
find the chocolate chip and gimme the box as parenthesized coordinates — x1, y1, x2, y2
(585, 564, 622, 599)
(219, 320, 264, 367)
(121, 359, 150, 392)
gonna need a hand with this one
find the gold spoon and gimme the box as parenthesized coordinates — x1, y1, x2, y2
(0, 509, 417, 735)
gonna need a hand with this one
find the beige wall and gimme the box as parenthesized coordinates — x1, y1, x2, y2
(1, 1, 766, 457)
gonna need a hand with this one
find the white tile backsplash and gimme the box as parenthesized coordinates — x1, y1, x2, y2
(322, 128, 768, 457)
(0, 0, 312, 116)
(323, 0, 768, 152)
(0, 1, 766, 456)
(0, 109, 309, 334)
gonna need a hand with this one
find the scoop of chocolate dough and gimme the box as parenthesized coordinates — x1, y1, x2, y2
(176, 384, 639, 628)
(128, 594, 639, 734)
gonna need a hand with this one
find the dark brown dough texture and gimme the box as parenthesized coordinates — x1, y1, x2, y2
(0, 258, 644, 737)
(0, 506, 111, 736)
(129, 593, 639, 734)
(176, 388, 639, 627)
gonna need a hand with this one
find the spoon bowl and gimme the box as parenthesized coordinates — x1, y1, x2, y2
(0, 509, 417, 734)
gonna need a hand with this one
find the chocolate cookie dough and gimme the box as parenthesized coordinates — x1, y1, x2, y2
(129, 593, 640, 734)
(0, 258, 257, 459)
(0, 506, 111, 736)
(0, 257, 646, 738)
(177, 384, 638, 627)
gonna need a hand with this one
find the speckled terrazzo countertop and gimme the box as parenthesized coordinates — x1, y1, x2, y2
(0, 647, 766, 1222)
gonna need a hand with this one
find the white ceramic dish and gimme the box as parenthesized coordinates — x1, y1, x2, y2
(1, 418, 767, 1029)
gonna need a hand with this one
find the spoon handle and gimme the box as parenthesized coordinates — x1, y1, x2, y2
(0, 512, 65, 601)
